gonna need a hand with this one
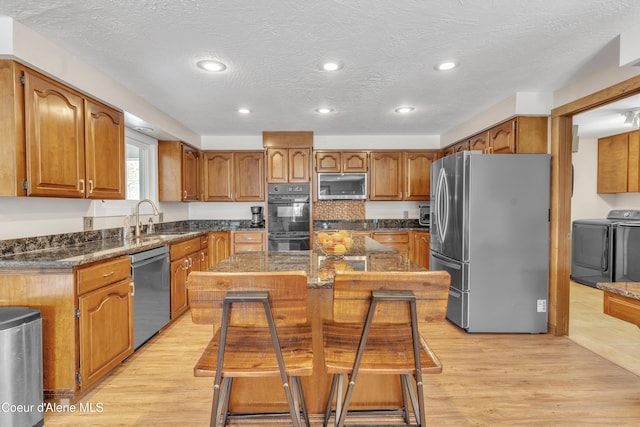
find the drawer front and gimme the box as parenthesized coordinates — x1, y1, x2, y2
(170, 237, 201, 260)
(372, 232, 410, 244)
(200, 235, 209, 248)
(77, 256, 131, 295)
(604, 291, 640, 326)
(234, 231, 264, 243)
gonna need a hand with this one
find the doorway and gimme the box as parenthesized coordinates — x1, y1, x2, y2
(550, 74, 640, 342)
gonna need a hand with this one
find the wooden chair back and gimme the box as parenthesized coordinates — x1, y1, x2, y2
(332, 271, 451, 324)
(188, 271, 308, 327)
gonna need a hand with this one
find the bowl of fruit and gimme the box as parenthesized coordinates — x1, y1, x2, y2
(316, 230, 354, 257)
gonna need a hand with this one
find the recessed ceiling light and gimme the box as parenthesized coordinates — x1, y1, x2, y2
(435, 61, 457, 71)
(196, 59, 227, 72)
(315, 107, 334, 114)
(135, 126, 154, 133)
(322, 61, 343, 72)
(395, 106, 415, 114)
(237, 108, 251, 114)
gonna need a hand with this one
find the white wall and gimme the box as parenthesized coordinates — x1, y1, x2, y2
(571, 137, 640, 223)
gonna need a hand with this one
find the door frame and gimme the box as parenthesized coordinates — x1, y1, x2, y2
(550, 74, 640, 335)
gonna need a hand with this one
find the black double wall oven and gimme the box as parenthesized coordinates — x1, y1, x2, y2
(267, 183, 311, 251)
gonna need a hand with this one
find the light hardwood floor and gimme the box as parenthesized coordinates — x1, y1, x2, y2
(569, 281, 640, 376)
(44, 304, 640, 426)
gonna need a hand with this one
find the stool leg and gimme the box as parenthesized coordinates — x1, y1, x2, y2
(292, 376, 311, 427)
(400, 374, 410, 424)
(323, 374, 339, 427)
(219, 377, 232, 427)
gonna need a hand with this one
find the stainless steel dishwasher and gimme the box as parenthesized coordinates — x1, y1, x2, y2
(130, 245, 170, 349)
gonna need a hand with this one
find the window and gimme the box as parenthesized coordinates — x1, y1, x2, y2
(125, 128, 157, 201)
(126, 144, 143, 200)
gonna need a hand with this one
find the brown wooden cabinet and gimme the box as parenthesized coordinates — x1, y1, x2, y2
(78, 279, 134, 390)
(405, 151, 438, 200)
(209, 231, 231, 266)
(597, 130, 640, 194)
(266, 147, 311, 183)
(315, 151, 368, 173)
(84, 99, 126, 199)
(469, 132, 488, 152)
(371, 231, 411, 259)
(603, 291, 640, 327)
(158, 140, 200, 201)
(169, 237, 202, 319)
(263, 131, 313, 183)
(232, 230, 266, 253)
(77, 257, 133, 391)
(369, 151, 404, 200)
(2, 62, 125, 199)
(201, 151, 264, 201)
(411, 231, 430, 269)
(369, 151, 437, 201)
(445, 140, 469, 156)
(443, 116, 548, 157)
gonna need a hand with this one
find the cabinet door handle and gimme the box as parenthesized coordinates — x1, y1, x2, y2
(130, 282, 135, 296)
(79, 179, 85, 194)
(189, 257, 193, 268)
(201, 252, 205, 262)
(183, 190, 187, 200)
(102, 271, 115, 278)
(88, 180, 94, 194)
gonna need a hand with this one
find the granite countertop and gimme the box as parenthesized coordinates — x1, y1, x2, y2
(0, 231, 206, 268)
(596, 282, 640, 300)
(0, 219, 427, 269)
(207, 236, 426, 288)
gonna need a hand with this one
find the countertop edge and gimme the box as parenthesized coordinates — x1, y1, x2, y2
(596, 282, 640, 300)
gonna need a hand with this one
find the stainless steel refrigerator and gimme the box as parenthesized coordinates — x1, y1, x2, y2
(430, 151, 550, 333)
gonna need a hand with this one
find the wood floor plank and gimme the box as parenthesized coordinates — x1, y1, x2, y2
(44, 309, 640, 426)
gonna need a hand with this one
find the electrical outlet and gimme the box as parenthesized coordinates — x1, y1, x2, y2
(83, 217, 93, 231)
(403, 210, 409, 219)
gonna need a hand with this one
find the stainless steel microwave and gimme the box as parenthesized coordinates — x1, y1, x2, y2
(317, 173, 367, 200)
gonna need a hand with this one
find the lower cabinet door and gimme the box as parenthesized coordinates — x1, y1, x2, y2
(170, 257, 189, 319)
(78, 279, 134, 390)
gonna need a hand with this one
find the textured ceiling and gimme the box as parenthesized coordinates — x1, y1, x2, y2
(2, 0, 640, 138)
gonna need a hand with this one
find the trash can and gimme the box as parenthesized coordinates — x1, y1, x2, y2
(0, 307, 44, 427)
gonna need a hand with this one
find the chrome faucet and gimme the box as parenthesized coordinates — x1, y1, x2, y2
(135, 199, 160, 237)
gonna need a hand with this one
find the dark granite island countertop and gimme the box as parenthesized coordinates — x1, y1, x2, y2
(207, 236, 426, 288)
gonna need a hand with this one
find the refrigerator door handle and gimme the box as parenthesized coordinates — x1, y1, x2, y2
(436, 167, 449, 243)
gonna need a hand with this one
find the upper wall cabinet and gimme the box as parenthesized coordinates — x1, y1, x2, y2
(443, 116, 548, 156)
(315, 151, 368, 173)
(0, 61, 125, 198)
(201, 151, 264, 201)
(369, 150, 438, 201)
(597, 130, 640, 194)
(404, 151, 438, 200)
(158, 140, 199, 201)
(263, 131, 313, 183)
(369, 151, 404, 200)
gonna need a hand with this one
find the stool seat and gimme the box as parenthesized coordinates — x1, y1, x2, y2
(195, 324, 313, 378)
(322, 323, 442, 375)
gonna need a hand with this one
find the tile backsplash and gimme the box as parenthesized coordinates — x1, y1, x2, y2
(313, 201, 365, 220)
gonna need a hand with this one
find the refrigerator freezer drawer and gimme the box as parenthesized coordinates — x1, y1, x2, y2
(446, 287, 468, 329)
(430, 251, 468, 292)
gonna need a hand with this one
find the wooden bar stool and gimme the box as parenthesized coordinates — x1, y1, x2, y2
(188, 271, 313, 427)
(322, 271, 450, 427)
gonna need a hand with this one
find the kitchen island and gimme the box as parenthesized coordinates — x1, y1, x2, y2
(190, 236, 438, 419)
